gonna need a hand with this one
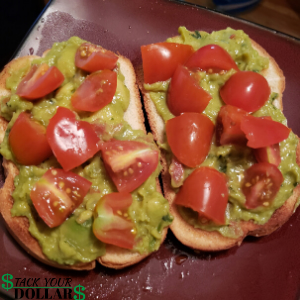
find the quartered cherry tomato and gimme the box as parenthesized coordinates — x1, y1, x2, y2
(75, 42, 118, 72)
(185, 44, 239, 73)
(253, 144, 281, 166)
(46, 107, 100, 171)
(101, 140, 159, 193)
(240, 115, 290, 148)
(71, 69, 117, 112)
(9, 112, 52, 165)
(175, 167, 228, 225)
(220, 71, 270, 112)
(16, 64, 64, 100)
(93, 192, 135, 249)
(242, 162, 283, 209)
(141, 42, 194, 84)
(167, 65, 212, 116)
(31, 168, 92, 228)
(166, 113, 214, 168)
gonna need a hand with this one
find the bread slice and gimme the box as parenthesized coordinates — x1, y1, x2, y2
(138, 34, 300, 251)
(0, 53, 167, 269)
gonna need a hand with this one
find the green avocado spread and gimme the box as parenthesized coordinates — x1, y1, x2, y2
(0, 36, 172, 265)
(145, 27, 300, 239)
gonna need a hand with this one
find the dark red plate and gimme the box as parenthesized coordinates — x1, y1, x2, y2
(1, 1, 300, 299)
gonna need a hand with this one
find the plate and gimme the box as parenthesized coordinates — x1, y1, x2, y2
(1, 0, 300, 299)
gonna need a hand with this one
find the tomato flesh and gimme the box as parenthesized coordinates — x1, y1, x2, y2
(242, 162, 283, 209)
(16, 64, 64, 100)
(167, 65, 212, 116)
(175, 167, 228, 225)
(101, 140, 159, 193)
(253, 144, 281, 166)
(141, 42, 194, 84)
(93, 192, 135, 249)
(75, 43, 118, 72)
(9, 112, 52, 165)
(169, 157, 185, 188)
(166, 113, 214, 168)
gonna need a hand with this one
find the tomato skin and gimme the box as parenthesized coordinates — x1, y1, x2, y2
(167, 65, 212, 116)
(46, 107, 100, 171)
(71, 70, 117, 112)
(101, 140, 159, 193)
(241, 115, 290, 148)
(242, 162, 283, 209)
(220, 71, 270, 112)
(16, 64, 64, 100)
(31, 168, 92, 228)
(166, 113, 214, 168)
(75, 43, 118, 72)
(175, 167, 228, 225)
(141, 42, 194, 84)
(185, 44, 239, 73)
(93, 192, 135, 249)
(253, 144, 281, 166)
(9, 112, 52, 165)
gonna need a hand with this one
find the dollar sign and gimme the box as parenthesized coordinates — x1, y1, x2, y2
(74, 284, 85, 300)
(1, 273, 13, 291)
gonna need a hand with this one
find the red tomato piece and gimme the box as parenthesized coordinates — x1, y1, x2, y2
(175, 167, 228, 225)
(93, 192, 135, 249)
(101, 140, 159, 193)
(240, 115, 290, 148)
(166, 113, 214, 168)
(46, 107, 100, 171)
(216, 105, 248, 146)
(253, 144, 281, 166)
(242, 162, 283, 209)
(220, 71, 270, 112)
(75, 42, 118, 72)
(71, 70, 117, 112)
(169, 157, 185, 188)
(31, 168, 92, 228)
(16, 64, 64, 100)
(9, 112, 52, 165)
(167, 65, 212, 116)
(141, 42, 194, 84)
(185, 44, 239, 73)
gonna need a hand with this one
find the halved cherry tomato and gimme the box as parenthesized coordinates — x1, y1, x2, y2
(9, 112, 52, 165)
(46, 107, 100, 171)
(93, 192, 135, 249)
(141, 42, 194, 84)
(166, 113, 214, 168)
(185, 44, 239, 73)
(71, 70, 117, 112)
(167, 65, 212, 116)
(220, 71, 270, 112)
(75, 43, 118, 72)
(216, 105, 248, 146)
(253, 144, 281, 166)
(16, 64, 64, 100)
(242, 162, 283, 209)
(169, 157, 185, 188)
(31, 168, 92, 228)
(241, 115, 290, 148)
(175, 167, 228, 225)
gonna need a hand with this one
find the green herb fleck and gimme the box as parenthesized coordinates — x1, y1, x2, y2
(191, 30, 201, 39)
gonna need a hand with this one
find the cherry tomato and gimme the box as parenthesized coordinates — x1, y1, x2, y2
(241, 115, 290, 148)
(9, 112, 52, 165)
(216, 105, 248, 146)
(167, 65, 212, 116)
(31, 168, 92, 228)
(166, 113, 214, 168)
(220, 71, 270, 112)
(175, 167, 228, 225)
(141, 42, 194, 84)
(46, 107, 100, 171)
(253, 144, 281, 166)
(16, 64, 64, 100)
(71, 70, 117, 112)
(169, 157, 185, 188)
(185, 44, 239, 73)
(93, 192, 135, 249)
(101, 140, 159, 193)
(75, 42, 118, 72)
(242, 162, 283, 209)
